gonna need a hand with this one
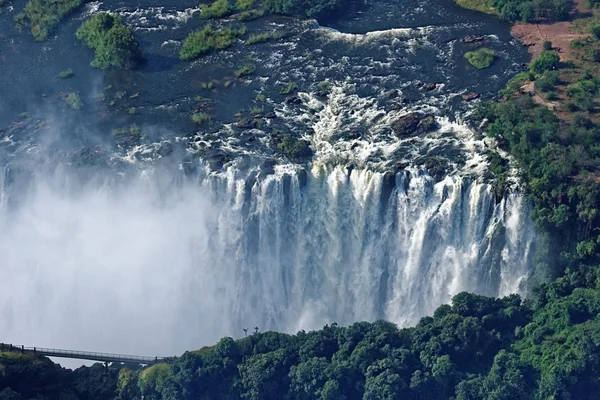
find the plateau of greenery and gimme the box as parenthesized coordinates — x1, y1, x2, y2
(179, 24, 247, 61)
(199, 0, 354, 21)
(76, 13, 142, 70)
(464, 48, 496, 69)
(14, 0, 84, 41)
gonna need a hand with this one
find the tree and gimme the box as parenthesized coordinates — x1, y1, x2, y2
(530, 51, 560, 74)
(76, 13, 142, 70)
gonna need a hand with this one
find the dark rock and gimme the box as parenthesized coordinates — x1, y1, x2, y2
(264, 112, 277, 119)
(417, 82, 440, 91)
(462, 35, 485, 43)
(235, 118, 259, 129)
(391, 113, 438, 137)
(285, 96, 302, 105)
(462, 92, 480, 101)
(382, 89, 399, 99)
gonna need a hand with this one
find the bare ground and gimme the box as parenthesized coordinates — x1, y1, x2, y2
(510, 0, 591, 61)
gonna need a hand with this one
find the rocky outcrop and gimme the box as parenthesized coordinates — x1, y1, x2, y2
(462, 92, 479, 101)
(462, 35, 485, 43)
(391, 113, 438, 137)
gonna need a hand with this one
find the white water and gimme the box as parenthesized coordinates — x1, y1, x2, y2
(0, 162, 532, 357)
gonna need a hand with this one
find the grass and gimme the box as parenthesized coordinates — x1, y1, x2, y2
(234, 63, 255, 78)
(245, 30, 285, 45)
(179, 24, 246, 61)
(280, 82, 297, 95)
(318, 80, 332, 93)
(58, 68, 74, 78)
(464, 48, 496, 69)
(61, 92, 82, 110)
(201, 81, 215, 90)
(237, 9, 264, 21)
(454, 0, 497, 15)
(112, 123, 141, 137)
(200, 0, 232, 19)
(192, 112, 211, 124)
(14, 0, 84, 41)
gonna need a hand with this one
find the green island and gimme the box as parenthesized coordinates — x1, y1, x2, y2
(14, 0, 85, 41)
(7, 0, 600, 399)
(464, 48, 496, 69)
(76, 13, 142, 70)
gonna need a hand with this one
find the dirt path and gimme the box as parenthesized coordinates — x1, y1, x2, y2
(510, 0, 591, 61)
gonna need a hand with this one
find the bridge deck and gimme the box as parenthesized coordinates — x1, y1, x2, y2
(0, 344, 166, 365)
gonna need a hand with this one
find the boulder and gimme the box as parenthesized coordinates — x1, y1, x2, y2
(462, 92, 479, 101)
(391, 113, 438, 137)
(462, 35, 485, 43)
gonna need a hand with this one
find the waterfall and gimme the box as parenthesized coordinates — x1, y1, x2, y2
(0, 162, 532, 354)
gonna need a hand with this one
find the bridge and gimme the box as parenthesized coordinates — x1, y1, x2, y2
(0, 343, 172, 365)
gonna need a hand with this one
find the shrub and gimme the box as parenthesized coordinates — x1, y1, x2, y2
(235, 0, 255, 11)
(280, 82, 296, 94)
(238, 9, 264, 20)
(61, 92, 82, 110)
(192, 112, 210, 124)
(530, 51, 560, 74)
(546, 91, 557, 100)
(234, 63, 255, 78)
(200, 0, 232, 19)
(543, 40, 552, 50)
(318, 80, 332, 93)
(57, 68, 74, 78)
(464, 48, 496, 69)
(76, 13, 142, 70)
(179, 25, 246, 61)
(277, 134, 312, 160)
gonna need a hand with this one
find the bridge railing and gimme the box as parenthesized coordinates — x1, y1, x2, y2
(0, 343, 167, 364)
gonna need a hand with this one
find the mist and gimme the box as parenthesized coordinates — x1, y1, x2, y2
(0, 166, 229, 359)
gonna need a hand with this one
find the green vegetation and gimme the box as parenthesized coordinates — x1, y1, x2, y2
(76, 13, 142, 70)
(591, 23, 600, 39)
(280, 81, 296, 94)
(277, 133, 312, 160)
(529, 50, 560, 74)
(234, 63, 255, 78)
(112, 123, 142, 146)
(318, 80, 332, 93)
(179, 24, 246, 61)
(14, 0, 84, 41)
(263, 0, 349, 19)
(245, 30, 286, 45)
(238, 9, 265, 20)
(192, 112, 211, 124)
(57, 68, 74, 78)
(200, 0, 232, 19)
(61, 91, 82, 110)
(464, 48, 496, 69)
(235, 0, 255, 11)
(128, 107, 137, 115)
(454, 0, 571, 22)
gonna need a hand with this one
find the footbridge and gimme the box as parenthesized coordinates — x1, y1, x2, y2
(0, 343, 173, 365)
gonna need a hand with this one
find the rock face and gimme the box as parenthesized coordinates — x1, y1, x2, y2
(391, 113, 438, 137)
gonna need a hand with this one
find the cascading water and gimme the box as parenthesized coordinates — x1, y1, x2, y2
(0, 0, 533, 360)
(0, 160, 533, 356)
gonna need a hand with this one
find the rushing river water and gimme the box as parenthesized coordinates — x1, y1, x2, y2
(0, 0, 531, 359)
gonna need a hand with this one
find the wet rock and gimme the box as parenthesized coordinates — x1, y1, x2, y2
(462, 92, 479, 101)
(235, 118, 259, 129)
(417, 82, 440, 91)
(382, 89, 399, 99)
(462, 35, 485, 43)
(420, 157, 448, 182)
(264, 112, 277, 119)
(391, 113, 438, 137)
(284, 95, 302, 105)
